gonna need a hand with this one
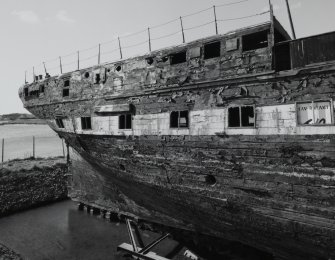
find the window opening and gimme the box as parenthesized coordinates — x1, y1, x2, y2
(228, 106, 255, 127)
(170, 110, 189, 128)
(95, 73, 101, 84)
(115, 65, 122, 72)
(204, 41, 221, 59)
(64, 79, 70, 87)
(24, 88, 29, 97)
(63, 88, 69, 97)
(170, 51, 186, 65)
(39, 85, 45, 93)
(81, 117, 92, 130)
(146, 57, 154, 65)
(242, 30, 269, 51)
(119, 114, 132, 129)
(297, 101, 332, 125)
(55, 118, 65, 128)
(162, 56, 169, 63)
(84, 72, 90, 78)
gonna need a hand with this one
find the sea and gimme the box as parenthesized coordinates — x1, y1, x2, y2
(0, 124, 64, 162)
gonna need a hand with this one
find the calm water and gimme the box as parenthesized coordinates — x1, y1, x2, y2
(0, 200, 184, 260)
(0, 124, 64, 161)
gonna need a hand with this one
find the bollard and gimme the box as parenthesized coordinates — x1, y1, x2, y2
(105, 211, 111, 221)
(1, 138, 4, 163)
(89, 208, 94, 215)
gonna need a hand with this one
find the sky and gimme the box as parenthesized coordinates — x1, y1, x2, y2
(0, 0, 334, 114)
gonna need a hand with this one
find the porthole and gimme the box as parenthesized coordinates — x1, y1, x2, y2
(205, 174, 216, 186)
(115, 65, 122, 72)
(146, 57, 154, 65)
(84, 72, 90, 78)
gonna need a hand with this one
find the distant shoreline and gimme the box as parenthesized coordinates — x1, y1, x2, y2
(0, 119, 46, 126)
(0, 113, 46, 126)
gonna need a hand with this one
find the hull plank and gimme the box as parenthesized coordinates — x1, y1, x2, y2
(64, 132, 335, 259)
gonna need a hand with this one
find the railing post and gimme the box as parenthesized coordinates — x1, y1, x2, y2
(180, 16, 185, 43)
(213, 5, 218, 35)
(77, 51, 80, 70)
(33, 136, 35, 158)
(98, 44, 101, 65)
(1, 138, 4, 163)
(148, 27, 152, 52)
(43, 62, 48, 75)
(59, 56, 63, 74)
(33, 66, 35, 82)
(118, 37, 123, 59)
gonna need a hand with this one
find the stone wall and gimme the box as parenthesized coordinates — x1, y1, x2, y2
(0, 157, 68, 216)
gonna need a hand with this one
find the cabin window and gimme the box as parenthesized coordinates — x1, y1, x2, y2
(81, 117, 92, 130)
(170, 51, 186, 65)
(119, 114, 132, 129)
(63, 89, 69, 97)
(55, 118, 65, 129)
(228, 106, 255, 127)
(95, 73, 101, 84)
(297, 101, 332, 125)
(204, 41, 221, 59)
(64, 79, 70, 87)
(242, 30, 268, 51)
(170, 110, 189, 128)
(39, 85, 45, 93)
(24, 88, 29, 97)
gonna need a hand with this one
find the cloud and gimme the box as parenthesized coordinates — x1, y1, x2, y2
(11, 10, 40, 24)
(56, 10, 75, 23)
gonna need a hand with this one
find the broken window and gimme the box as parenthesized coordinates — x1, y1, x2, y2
(170, 110, 189, 128)
(63, 89, 69, 97)
(119, 114, 132, 129)
(242, 30, 269, 51)
(55, 118, 65, 128)
(170, 51, 186, 65)
(204, 41, 221, 59)
(228, 106, 255, 127)
(297, 101, 332, 125)
(81, 117, 92, 130)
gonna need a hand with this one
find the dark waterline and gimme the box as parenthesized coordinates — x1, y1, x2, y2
(0, 200, 184, 260)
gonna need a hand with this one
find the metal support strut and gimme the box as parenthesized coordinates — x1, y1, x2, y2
(117, 218, 171, 260)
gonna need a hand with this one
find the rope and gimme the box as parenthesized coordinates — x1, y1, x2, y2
(151, 30, 181, 41)
(217, 11, 270, 22)
(184, 21, 215, 31)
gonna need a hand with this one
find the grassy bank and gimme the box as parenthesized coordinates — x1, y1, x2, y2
(0, 157, 69, 217)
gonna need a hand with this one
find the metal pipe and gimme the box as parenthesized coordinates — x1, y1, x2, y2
(180, 16, 185, 43)
(118, 37, 123, 59)
(213, 5, 218, 35)
(285, 0, 296, 39)
(148, 27, 152, 52)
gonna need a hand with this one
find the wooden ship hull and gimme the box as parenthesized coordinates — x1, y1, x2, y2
(19, 16, 335, 259)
